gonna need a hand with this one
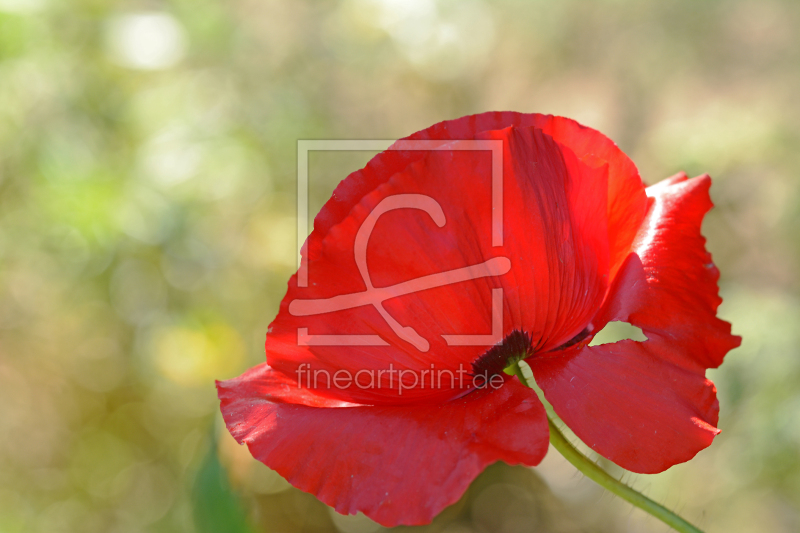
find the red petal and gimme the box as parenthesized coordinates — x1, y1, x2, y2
(267, 125, 610, 404)
(596, 173, 741, 369)
(217, 364, 549, 527)
(533, 340, 720, 473)
(533, 173, 741, 473)
(526, 116, 648, 278)
(315, 112, 646, 279)
(215, 362, 356, 409)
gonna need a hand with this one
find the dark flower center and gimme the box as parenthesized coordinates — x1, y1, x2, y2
(471, 326, 593, 384)
(471, 329, 534, 382)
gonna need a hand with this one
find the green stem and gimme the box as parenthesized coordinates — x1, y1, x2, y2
(506, 360, 529, 384)
(547, 419, 703, 533)
(506, 361, 704, 533)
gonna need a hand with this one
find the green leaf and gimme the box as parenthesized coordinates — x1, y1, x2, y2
(192, 432, 258, 533)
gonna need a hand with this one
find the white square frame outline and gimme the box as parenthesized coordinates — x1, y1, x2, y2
(294, 139, 505, 349)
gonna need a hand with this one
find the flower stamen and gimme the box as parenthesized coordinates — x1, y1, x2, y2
(470, 329, 534, 385)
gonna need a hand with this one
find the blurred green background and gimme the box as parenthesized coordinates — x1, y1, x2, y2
(1, 0, 798, 532)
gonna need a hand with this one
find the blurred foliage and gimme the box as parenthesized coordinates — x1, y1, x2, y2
(192, 432, 257, 533)
(1, 0, 799, 532)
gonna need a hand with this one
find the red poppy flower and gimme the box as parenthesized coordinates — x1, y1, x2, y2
(217, 112, 740, 526)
